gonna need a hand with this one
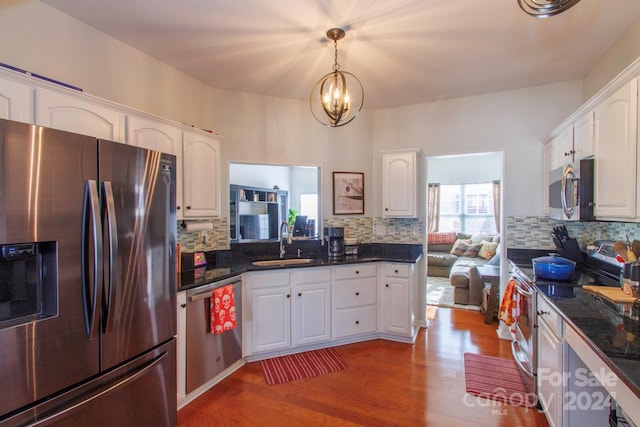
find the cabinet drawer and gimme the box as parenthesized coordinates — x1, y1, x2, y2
(334, 306, 377, 338)
(334, 278, 377, 308)
(384, 263, 409, 278)
(334, 264, 376, 280)
(291, 267, 331, 284)
(537, 295, 561, 338)
(248, 271, 290, 289)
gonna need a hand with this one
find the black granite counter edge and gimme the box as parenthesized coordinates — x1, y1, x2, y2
(536, 288, 640, 401)
(178, 242, 423, 291)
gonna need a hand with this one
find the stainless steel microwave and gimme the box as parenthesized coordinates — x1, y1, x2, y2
(548, 158, 595, 221)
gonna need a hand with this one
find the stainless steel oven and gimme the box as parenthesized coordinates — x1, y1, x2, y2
(510, 266, 537, 397)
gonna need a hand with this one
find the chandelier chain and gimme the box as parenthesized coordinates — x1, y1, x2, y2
(333, 40, 340, 72)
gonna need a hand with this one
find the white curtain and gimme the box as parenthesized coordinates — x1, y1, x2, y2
(427, 183, 440, 233)
(492, 180, 501, 233)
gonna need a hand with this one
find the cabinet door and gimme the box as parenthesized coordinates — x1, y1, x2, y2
(555, 126, 575, 164)
(0, 77, 34, 122)
(251, 286, 291, 353)
(382, 151, 417, 218)
(36, 87, 125, 142)
(573, 111, 594, 161)
(381, 276, 411, 335)
(183, 130, 220, 218)
(537, 320, 562, 427)
(594, 78, 638, 219)
(293, 282, 331, 346)
(176, 292, 187, 403)
(128, 114, 184, 216)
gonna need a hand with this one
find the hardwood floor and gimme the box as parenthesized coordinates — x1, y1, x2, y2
(178, 307, 549, 426)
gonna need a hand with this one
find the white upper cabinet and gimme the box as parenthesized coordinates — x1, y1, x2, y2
(573, 110, 594, 161)
(593, 78, 638, 219)
(36, 87, 125, 142)
(382, 149, 420, 218)
(555, 125, 575, 165)
(0, 77, 34, 123)
(128, 114, 184, 216)
(182, 130, 221, 218)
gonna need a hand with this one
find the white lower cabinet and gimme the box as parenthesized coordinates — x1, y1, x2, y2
(333, 264, 378, 339)
(537, 295, 563, 427)
(247, 271, 291, 355)
(245, 268, 331, 357)
(379, 263, 414, 337)
(245, 261, 418, 359)
(292, 268, 331, 346)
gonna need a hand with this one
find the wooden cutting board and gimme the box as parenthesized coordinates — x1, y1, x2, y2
(582, 285, 638, 303)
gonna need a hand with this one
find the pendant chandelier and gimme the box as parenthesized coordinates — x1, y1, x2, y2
(310, 28, 364, 127)
(517, 0, 581, 18)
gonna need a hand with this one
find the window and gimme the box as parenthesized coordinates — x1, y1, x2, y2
(438, 183, 496, 235)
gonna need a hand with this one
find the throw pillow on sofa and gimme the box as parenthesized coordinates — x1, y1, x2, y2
(463, 242, 483, 257)
(450, 239, 471, 256)
(479, 241, 499, 259)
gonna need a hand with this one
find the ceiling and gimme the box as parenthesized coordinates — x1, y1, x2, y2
(41, 0, 640, 109)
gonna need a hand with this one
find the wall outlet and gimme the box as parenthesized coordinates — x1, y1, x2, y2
(375, 224, 386, 235)
(412, 225, 421, 236)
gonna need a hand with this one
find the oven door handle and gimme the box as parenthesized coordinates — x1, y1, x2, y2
(514, 281, 533, 297)
(511, 339, 534, 378)
(189, 279, 242, 302)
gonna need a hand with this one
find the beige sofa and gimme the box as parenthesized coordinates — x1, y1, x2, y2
(427, 232, 500, 305)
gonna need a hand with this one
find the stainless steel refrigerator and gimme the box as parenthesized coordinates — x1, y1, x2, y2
(0, 118, 177, 426)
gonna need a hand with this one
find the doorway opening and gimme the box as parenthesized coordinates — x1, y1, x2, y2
(424, 151, 504, 318)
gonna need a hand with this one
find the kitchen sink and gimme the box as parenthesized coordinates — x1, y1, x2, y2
(252, 258, 318, 267)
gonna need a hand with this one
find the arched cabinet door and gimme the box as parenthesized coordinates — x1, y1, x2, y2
(36, 87, 125, 142)
(128, 114, 184, 217)
(182, 130, 220, 218)
(382, 149, 419, 218)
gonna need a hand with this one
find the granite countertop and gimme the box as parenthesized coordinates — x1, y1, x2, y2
(542, 288, 640, 399)
(179, 243, 423, 291)
(508, 251, 640, 399)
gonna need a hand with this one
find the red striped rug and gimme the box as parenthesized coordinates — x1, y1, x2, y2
(463, 353, 536, 408)
(260, 348, 348, 385)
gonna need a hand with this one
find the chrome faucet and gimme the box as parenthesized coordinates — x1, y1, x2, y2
(279, 222, 288, 258)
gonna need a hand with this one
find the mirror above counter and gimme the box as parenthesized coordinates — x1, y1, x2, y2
(229, 162, 321, 243)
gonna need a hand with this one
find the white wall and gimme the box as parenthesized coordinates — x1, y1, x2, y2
(0, 0, 374, 222)
(371, 80, 583, 217)
(427, 152, 502, 184)
(583, 19, 640, 103)
(230, 164, 292, 192)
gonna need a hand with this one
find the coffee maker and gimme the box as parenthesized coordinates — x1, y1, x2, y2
(324, 227, 345, 258)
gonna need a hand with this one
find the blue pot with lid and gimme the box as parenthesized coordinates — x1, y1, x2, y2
(532, 254, 576, 280)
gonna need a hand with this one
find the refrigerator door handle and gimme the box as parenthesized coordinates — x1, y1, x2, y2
(102, 181, 118, 334)
(28, 351, 168, 426)
(82, 180, 103, 340)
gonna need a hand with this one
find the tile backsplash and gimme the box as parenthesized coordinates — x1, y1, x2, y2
(177, 218, 229, 252)
(177, 215, 637, 253)
(507, 216, 640, 250)
(177, 216, 424, 253)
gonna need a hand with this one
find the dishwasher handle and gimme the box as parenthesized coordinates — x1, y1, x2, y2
(188, 278, 242, 302)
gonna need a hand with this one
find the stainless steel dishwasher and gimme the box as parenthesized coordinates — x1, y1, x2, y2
(185, 275, 242, 393)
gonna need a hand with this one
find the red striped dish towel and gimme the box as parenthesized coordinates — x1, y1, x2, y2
(210, 284, 237, 334)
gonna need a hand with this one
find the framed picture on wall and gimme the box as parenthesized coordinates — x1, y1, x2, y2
(333, 172, 364, 215)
